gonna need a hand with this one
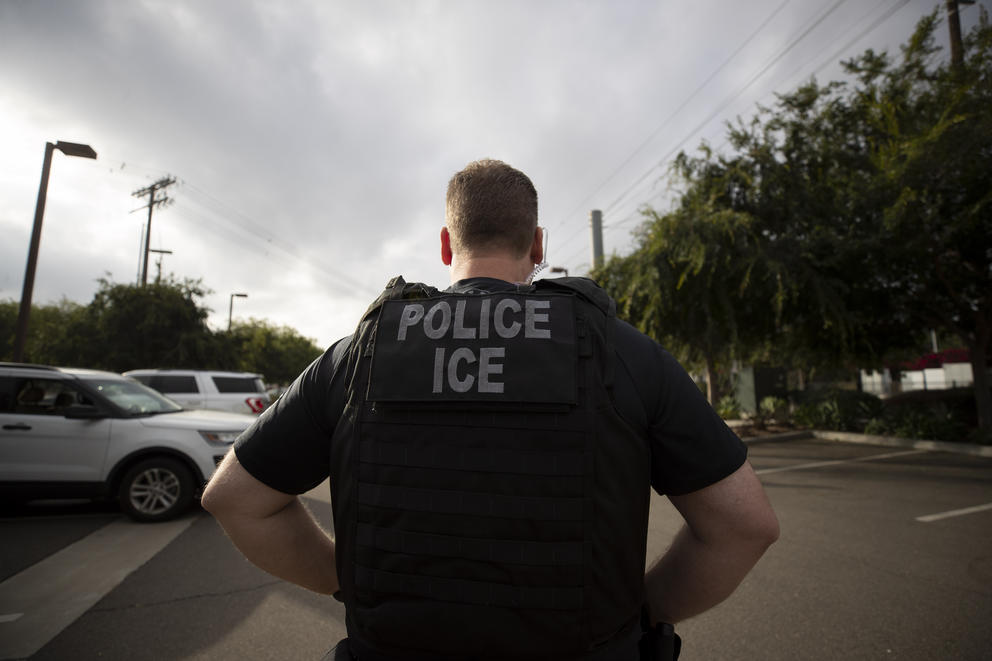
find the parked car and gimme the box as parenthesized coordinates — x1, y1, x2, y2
(123, 369, 271, 415)
(0, 363, 255, 521)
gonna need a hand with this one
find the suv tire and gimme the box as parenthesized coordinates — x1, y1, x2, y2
(118, 457, 195, 522)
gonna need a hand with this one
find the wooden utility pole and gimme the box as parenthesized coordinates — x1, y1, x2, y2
(946, 0, 975, 69)
(132, 176, 175, 285)
(150, 248, 172, 282)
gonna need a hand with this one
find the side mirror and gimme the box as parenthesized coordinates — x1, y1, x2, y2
(64, 405, 107, 420)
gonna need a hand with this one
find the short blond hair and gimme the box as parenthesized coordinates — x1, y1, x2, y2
(445, 159, 538, 257)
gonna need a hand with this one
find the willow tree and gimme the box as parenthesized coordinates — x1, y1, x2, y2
(855, 9, 992, 432)
(594, 173, 780, 403)
(597, 9, 992, 427)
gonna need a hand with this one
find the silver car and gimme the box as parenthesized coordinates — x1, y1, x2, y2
(0, 363, 255, 521)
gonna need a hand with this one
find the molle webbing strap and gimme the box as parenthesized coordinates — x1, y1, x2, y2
(359, 440, 584, 476)
(357, 523, 584, 566)
(354, 566, 584, 610)
(357, 483, 584, 521)
(533, 277, 617, 387)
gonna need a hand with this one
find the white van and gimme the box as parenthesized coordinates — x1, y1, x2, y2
(123, 369, 271, 415)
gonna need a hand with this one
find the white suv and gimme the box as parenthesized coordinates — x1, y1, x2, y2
(123, 369, 271, 415)
(0, 363, 255, 521)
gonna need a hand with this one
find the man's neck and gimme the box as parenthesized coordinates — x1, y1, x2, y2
(448, 255, 535, 285)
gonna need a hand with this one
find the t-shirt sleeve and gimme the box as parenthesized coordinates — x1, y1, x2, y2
(233, 336, 351, 494)
(612, 320, 747, 496)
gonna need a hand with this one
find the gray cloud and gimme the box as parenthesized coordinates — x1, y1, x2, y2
(1, 0, 977, 346)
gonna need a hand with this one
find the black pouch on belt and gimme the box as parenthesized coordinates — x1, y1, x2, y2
(639, 607, 681, 661)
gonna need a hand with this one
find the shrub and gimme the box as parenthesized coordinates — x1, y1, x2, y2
(715, 395, 742, 420)
(792, 389, 883, 432)
(751, 396, 790, 429)
(866, 401, 971, 443)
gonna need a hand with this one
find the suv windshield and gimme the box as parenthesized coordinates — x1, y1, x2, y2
(86, 378, 183, 416)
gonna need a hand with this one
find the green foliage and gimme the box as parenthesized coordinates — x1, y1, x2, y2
(596, 9, 992, 429)
(864, 403, 970, 443)
(225, 319, 323, 384)
(0, 300, 15, 359)
(863, 388, 982, 442)
(84, 276, 216, 371)
(792, 389, 883, 432)
(714, 395, 742, 420)
(0, 278, 322, 383)
(754, 396, 790, 429)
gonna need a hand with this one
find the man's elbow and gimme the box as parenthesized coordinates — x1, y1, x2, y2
(200, 476, 227, 517)
(758, 511, 780, 549)
(743, 505, 780, 554)
(200, 453, 238, 517)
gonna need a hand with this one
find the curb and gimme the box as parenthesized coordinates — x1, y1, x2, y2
(742, 430, 813, 444)
(743, 429, 992, 458)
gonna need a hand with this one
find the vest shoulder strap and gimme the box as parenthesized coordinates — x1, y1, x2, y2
(363, 276, 440, 316)
(530, 277, 615, 318)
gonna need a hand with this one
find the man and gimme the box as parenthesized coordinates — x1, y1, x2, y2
(203, 159, 779, 660)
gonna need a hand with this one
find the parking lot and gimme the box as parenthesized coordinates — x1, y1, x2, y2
(2, 437, 991, 660)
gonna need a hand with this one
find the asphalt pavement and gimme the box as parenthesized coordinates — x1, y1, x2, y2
(1, 433, 990, 660)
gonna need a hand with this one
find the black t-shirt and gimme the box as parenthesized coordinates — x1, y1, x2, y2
(235, 277, 746, 497)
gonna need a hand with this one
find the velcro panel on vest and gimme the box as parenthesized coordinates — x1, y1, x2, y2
(353, 398, 593, 653)
(368, 293, 576, 403)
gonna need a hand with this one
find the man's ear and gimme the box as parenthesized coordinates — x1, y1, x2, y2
(529, 226, 544, 265)
(440, 227, 453, 266)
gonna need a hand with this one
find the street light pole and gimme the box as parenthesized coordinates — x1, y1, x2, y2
(12, 141, 97, 362)
(228, 292, 248, 331)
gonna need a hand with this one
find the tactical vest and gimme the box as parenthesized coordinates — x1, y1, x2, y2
(329, 276, 651, 660)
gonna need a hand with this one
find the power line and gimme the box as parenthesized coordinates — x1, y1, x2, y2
(169, 193, 377, 296)
(601, 0, 852, 221)
(552, 0, 855, 264)
(176, 182, 376, 294)
(549, 0, 794, 240)
(607, 0, 912, 236)
(591, 0, 918, 269)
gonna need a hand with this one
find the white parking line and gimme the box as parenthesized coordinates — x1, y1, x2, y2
(916, 502, 992, 523)
(755, 449, 928, 476)
(0, 515, 194, 660)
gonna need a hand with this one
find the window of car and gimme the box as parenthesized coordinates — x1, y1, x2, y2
(212, 376, 265, 393)
(145, 375, 199, 394)
(0, 377, 94, 415)
(86, 378, 183, 415)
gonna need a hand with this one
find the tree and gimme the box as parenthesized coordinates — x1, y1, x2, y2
(853, 9, 992, 432)
(0, 297, 94, 366)
(597, 9, 992, 432)
(594, 168, 778, 403)
(2, 277, 323, 386)
(82, 276, 217, 371)
(225, 319, 323, 384)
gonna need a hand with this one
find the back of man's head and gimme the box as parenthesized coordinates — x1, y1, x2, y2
(445, 159, 538, 259)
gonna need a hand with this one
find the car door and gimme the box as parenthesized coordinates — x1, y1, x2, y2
(0, 376, 113, 483)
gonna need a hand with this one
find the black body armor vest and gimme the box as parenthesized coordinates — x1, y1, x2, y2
(329, 276, 651, 660)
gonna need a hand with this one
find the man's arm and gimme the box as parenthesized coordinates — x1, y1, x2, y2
(201, 451, 339, 595)
(644, 460, 779, 624)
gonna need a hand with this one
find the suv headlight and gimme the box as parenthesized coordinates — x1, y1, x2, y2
(199, 430, 242, 445)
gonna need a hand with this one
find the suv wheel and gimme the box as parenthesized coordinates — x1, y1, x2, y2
(118, 457, 195, 522)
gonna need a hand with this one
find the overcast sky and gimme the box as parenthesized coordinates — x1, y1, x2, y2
(1, 0, 983, 350)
